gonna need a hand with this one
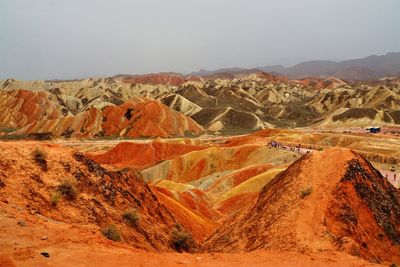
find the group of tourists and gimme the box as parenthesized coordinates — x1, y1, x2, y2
(269, 141, 312, 154)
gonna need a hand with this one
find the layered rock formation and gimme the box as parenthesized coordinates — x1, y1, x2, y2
(88, 141, 207, 170)
(1, 70, 400, 136)
(5, 97, 203, 138)
(202, 148, 400, 264)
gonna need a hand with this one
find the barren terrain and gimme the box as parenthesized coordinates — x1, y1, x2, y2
(1, 72, 400, 266)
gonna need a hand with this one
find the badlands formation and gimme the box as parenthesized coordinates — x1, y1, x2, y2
(0, 71, 400, 266)
(1, 71, 400, 138)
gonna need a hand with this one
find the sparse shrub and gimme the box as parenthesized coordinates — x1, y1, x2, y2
(122, 208, 140, 227)
(170, 224, 195, 252)
(50, 191, 62, 206)
(300, 187, 313, 199)
(32, 148, 48, 171)
(57, 180, 78, 200)
(101, 224, 121, 241)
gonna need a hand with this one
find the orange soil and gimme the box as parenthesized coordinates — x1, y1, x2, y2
(232, 164, 274, 186)
(0, 196, 379, 267)
(216, 192, 258, 216)
(156, 186, 223, 221)
(153, 189, 219, 241)
(0, 205, 379, 267)
(203, 148, 400, 264)
(88, 141, 207, 170)
(102, 100, 203, 138)
(0, 141, 195, 251)
(0, 141, 390, 266)
(179, 189, 222, 221)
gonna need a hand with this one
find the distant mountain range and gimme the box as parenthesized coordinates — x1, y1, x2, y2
(191, 52, 400, 81)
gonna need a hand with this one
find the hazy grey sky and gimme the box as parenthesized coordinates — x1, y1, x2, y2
(1, 0, 399, 80)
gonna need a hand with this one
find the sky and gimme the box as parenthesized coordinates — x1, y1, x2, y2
(0, 0, 399, 80)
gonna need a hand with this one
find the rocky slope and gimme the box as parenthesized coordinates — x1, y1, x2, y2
(202, 148, 400, 264)
(0, 142, 200, 251)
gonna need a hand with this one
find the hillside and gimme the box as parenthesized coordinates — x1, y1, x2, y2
(0, 142, 194, 251)
(202, 148, 400, 264)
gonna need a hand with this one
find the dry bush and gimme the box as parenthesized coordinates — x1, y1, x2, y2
(50, 191, 62, 206)
(300, 187, 313, 199)
(102, 224, 121, 241)
(57, 180, 79, 200)
(170, 224, 194, 252)
(32, 148, 48, 171)
(122, 208, 140, 227)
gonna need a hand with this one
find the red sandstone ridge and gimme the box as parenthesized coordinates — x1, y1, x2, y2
(12, 98, 203, 138)
(101, 100, 203, 137)
(202, 148, 400, 264)
(88, 141, 208, 170)
(121, 73, 201, 86)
